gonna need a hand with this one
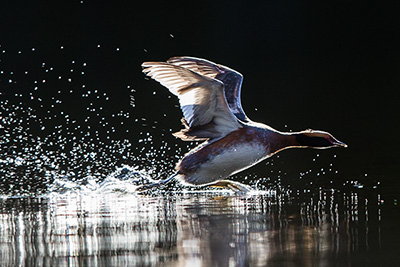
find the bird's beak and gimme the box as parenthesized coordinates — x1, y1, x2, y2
(333, 140, 348, 148)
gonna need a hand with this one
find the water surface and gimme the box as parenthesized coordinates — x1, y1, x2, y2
(1, 184, 399, 266)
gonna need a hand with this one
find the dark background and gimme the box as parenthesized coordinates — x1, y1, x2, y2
(1, 1, 399, 194)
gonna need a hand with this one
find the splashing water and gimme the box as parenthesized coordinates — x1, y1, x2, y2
(47, 165, 148, 195)
(45, 165, 274, 198)
(0, 44, 181, 196)
(0, 44, 278, 197)
(0, 44, 347, 197)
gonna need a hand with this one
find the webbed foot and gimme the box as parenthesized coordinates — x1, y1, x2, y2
(208, 180, 253, 194)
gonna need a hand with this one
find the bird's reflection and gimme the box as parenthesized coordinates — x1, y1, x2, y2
(0, 189, 384, 266)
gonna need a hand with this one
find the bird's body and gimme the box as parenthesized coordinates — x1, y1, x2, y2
(141, 57, 346, 192)
(177, 126, 270, 186)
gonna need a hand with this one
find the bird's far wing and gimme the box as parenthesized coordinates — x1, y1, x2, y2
(142, 62, 241, 141)
(167, 56, 250, 123)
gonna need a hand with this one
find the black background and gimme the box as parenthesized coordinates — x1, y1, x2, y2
(1, 0, 399, 193)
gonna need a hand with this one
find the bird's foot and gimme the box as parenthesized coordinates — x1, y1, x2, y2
(209, 180, 253, 194)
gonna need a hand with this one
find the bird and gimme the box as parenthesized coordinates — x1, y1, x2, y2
(139, 56, 347, 193)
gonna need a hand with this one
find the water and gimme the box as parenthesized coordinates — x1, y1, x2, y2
(1, 41, 400, 266)
(1, 185, 398, 266)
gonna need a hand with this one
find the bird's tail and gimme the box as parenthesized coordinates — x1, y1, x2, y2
(136, 171, 178, 192)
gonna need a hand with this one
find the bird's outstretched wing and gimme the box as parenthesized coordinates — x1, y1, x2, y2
(167, 56, 249, 123)
(142, 62, 241, 141)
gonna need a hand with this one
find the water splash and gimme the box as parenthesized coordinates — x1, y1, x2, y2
(44, 165, 275, 197)
(46, 165, 148, 195)
(0, 43, 346, 197)
(0, 44, 177, 196)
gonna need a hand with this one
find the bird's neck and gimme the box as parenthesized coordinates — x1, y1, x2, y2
(269, 131, 305, 154)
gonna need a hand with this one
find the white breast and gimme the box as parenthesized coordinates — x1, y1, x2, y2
(182, 142, 270, 186)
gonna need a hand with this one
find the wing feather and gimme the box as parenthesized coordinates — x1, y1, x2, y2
(167, 56, 249, 122)
(142, 62, 240, 140)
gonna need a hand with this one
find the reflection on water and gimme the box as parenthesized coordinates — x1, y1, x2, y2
(1, 189, 398, 266)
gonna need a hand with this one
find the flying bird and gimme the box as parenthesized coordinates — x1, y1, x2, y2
(139, 57, 347, 192)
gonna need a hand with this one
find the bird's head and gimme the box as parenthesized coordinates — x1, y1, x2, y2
(296, 129, 347, 149)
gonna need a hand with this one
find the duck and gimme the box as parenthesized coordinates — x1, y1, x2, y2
(139, 56, 347, 192)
